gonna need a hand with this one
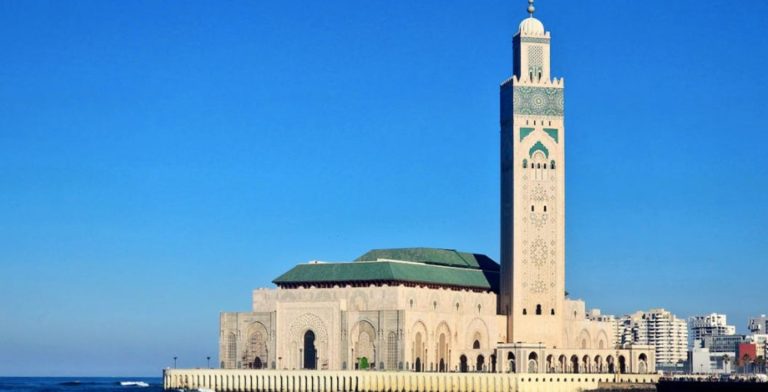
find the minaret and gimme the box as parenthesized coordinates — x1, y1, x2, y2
(499, 0, 566, 347)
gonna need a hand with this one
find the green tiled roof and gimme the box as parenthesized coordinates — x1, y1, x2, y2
(272, 248, 499, 291)
(354, 248, 499, 271)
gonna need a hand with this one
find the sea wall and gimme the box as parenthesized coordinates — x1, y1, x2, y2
(163, 369, 659, 392)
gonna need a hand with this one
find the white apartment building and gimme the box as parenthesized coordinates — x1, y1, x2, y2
(690, 313, 736, 344)
(618, 309, 688, 368)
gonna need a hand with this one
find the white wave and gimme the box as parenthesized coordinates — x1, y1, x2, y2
(120, 381, 150, 387)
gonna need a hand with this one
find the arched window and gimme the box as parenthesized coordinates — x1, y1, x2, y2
(473, 340, 481, 350)
(537, 163, 541, 169)
(523, 159, 528, 168)
(551, 160, 556, 169)
(550, 309, 555, 315)
(227, 333, 237, 366)
(387, 332, 398, 370)
(536, 305, 542, 315)
(543, 206, 547, 212)
(528, 352, 539, 373)
(523, 308, 527, 315)
(531, 205, 535, 212)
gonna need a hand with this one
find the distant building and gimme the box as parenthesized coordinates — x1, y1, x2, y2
(688, 340, 734, 374)
(702, 334, 746, 353)
(746, 334, 768, 361)
(689, 314, 735, 345)
(748, 315, 768, 334)
(738, 343, 757, 367)
(618, 309, 688, 369)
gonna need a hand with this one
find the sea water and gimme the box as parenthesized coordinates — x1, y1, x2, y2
(0, 378, 163, 392)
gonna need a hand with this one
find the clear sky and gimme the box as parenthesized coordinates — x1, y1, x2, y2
(1, 0, 767, 377)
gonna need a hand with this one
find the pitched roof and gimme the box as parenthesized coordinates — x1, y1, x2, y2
(354, 248, 499, 271)
(272, 248, 499, 291)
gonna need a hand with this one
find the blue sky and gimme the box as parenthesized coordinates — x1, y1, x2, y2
(1, 0, 767, 377)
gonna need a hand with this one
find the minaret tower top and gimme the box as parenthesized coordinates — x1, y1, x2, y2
(518, 0, 546, 37)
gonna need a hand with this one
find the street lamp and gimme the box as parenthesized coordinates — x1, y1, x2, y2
(174, 356, 178, 369)
(207, 356, 211, 369)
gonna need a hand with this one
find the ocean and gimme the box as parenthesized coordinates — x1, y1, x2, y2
(0, 378, 163, 392)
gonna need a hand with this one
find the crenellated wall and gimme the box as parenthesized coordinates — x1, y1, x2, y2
(163, 369, 659, 392)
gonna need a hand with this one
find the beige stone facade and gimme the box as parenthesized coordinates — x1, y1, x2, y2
(221, 285, 504, 372)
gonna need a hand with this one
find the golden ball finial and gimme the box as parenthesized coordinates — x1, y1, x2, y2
(527, 0, 535, 17)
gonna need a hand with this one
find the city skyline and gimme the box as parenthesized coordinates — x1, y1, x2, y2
(1, 0, 767, 376)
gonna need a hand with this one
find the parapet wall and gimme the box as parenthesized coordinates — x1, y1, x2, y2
(163, 369, 659, 392)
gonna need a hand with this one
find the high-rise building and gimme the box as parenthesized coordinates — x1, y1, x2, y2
(618, 309, 688, 368)
(690, 313, 736, 344)
(748, 315, 768, 334)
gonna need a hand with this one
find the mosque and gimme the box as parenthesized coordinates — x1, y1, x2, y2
(219, 1, 655, 375)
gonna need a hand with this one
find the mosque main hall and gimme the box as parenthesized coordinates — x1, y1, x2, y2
(220, 2, 655, 376)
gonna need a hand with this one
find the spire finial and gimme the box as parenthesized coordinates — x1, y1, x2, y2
(527, 0, 535, 17)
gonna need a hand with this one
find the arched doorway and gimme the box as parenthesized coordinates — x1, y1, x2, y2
(476, 355, 485, 372)
(303, 330, 316, 369)
(528, 352, 538, 373)
(558, 355, 567, 373)
(607, 356, 615, 373)
(508, 353, 516, 373)
(437, 332, 449, 372)
(570, 355, 579, 374)
(638, 353, 648, 374)
(618, 355, 626, 374)
(413, 331, 424, 372)
(253, 357, 263, 369)
(460, 355, 468, 373)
